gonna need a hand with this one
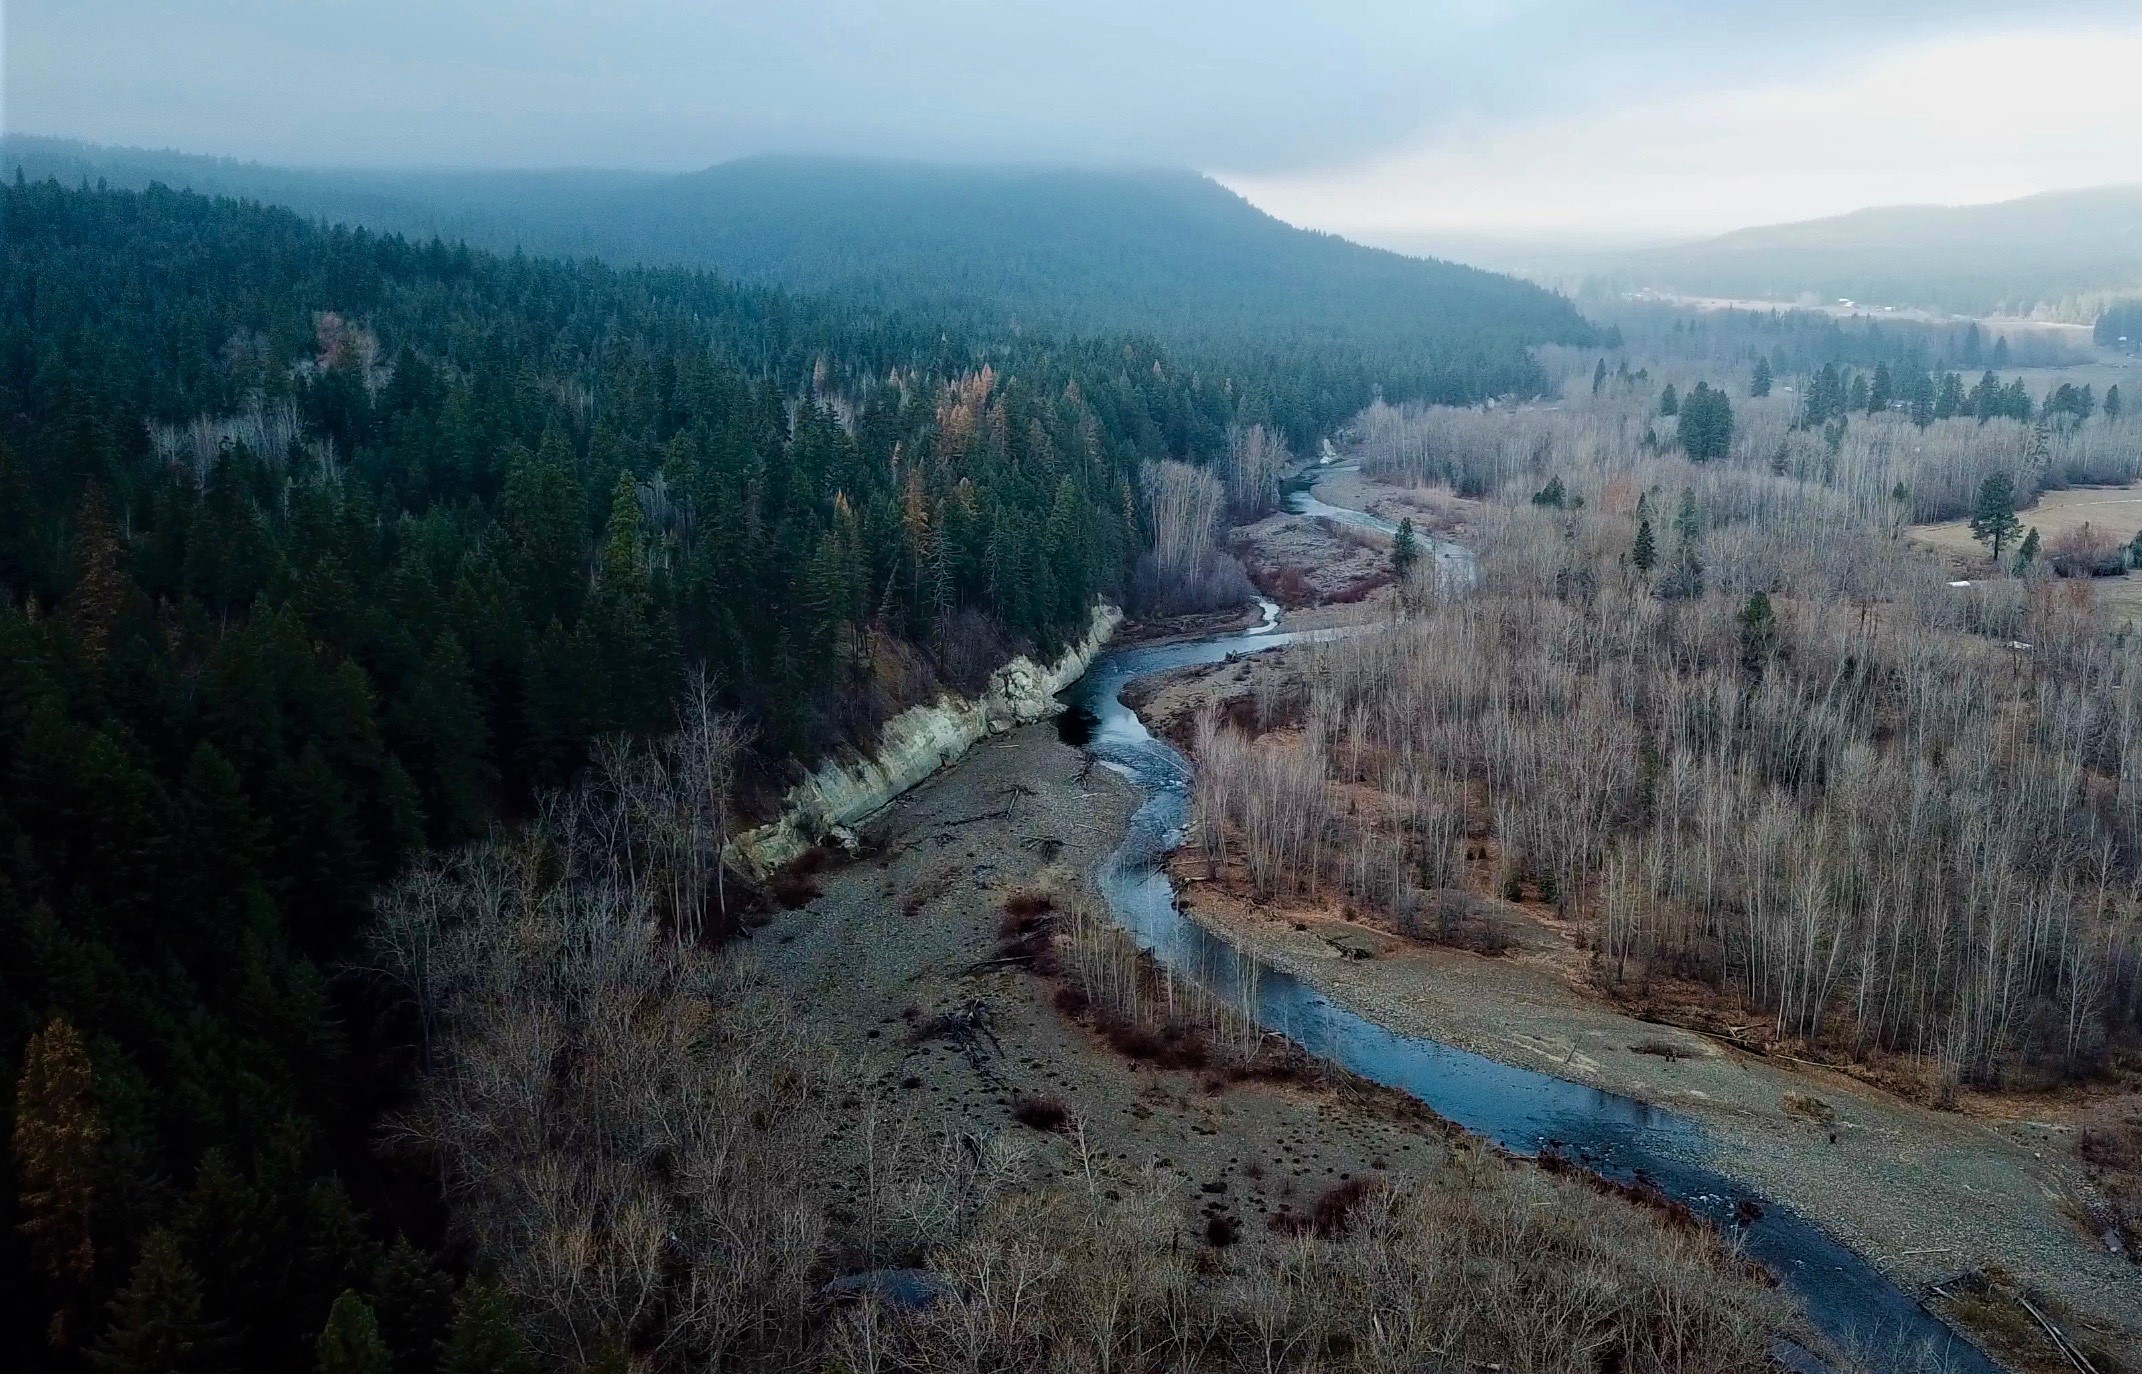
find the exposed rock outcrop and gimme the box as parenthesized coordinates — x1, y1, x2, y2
(728, 603, 1122, 875)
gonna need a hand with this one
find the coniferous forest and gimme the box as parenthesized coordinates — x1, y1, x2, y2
(0, 177, 1603, 1372)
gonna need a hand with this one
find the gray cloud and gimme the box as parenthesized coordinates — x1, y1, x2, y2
(7, 1, 2130, 173)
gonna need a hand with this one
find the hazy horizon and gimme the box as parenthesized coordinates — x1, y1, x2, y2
(10, 2, 2142, 241)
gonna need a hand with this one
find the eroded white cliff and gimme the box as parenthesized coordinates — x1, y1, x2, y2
(729, 603, 1122, 875)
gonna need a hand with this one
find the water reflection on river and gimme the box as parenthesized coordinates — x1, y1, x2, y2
(1057, 602, 1992, 1374)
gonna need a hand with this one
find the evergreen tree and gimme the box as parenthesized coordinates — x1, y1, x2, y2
(1737, 591, 1777, 668)
(1632, 517, 1657, 575)
(1805, 363, 1845, 427)
(1971, 370, 2002, 422)
(2015, 526, 2040, 571)
(65, 485, 134, 668)
(1678, 383, 1733, 463)
(89, 1232, 222, 1374)
(367, 1239, 456, 1374)
(12, 1016, 106, 1348)
(2107, 384, 2123, 421)
(1390, 518, 1420, 580)
(1592, 357, 1608, 396)
(1749, 356, 1772, 398)
(1530, 477, 1567, 509)
(317, 1292, 389, 1374)
(438, 1283, 532, 1374)
(1935, 372, 1964, 419)
(1867, 362, 1893, 414)
(1661, 489, 1704, 599)
(1969, 472, 2022, 561)
(1908, 371, 1936, 428)
(1658, 383, 1679, 417)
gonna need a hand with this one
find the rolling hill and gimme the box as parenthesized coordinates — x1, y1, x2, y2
(2, 137, 1601, 433)
(1602, 184, 2142, 319)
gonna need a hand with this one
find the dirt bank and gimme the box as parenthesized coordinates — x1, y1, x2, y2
(754, 724, 1451, 1248)
(1170, 839, 2139, 1354)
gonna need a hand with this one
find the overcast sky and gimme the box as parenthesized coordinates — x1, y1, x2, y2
(8, 2, 2140, 239)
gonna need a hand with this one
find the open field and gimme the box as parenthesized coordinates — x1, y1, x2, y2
(1909, 481, 2142, 625)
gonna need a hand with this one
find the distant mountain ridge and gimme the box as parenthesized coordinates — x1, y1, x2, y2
(2, 137, 1602, 435)
(1600, 184, 2142, 319)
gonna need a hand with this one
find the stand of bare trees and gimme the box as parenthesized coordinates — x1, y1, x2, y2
(369, 694, 1799, 1371)
(1220, 421, 1295, 520)
(1131, 459, 1256, 614)
(1355, 386, 2142, 527)
(369, 756, 830, 1367)
(1219, 481, 2142, 1085)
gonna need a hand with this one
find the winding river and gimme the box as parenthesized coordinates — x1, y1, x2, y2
(1054, 469, 1997, 1373)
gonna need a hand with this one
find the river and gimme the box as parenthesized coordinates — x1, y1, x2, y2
(1054, 472, 1997, 1373)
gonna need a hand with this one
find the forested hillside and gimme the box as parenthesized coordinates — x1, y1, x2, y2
(1, 139, 1604, 443)
(0, 178, 1267, 1371)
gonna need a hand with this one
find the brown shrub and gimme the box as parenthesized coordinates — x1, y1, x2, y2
(2047, 521, 2125, 577)
(1309, 1176, 1378, 1238)
(1010, 1096, 1072, 1132)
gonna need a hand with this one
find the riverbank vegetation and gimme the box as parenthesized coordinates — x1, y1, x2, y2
(1192, 360, 2142, 1101)
(364, 719, 1794, 1374)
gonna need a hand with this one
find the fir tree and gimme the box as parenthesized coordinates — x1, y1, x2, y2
(2106, 384, 2122, 421)
(368, 1239, 456, 1374)
(1660, 488, 1704, 599)
(1679, 383, 1733, 463)
(1592, 357, 1608, 395)
(438, 1282, 532, 1374)
(13, 1016, 106, 1348)
(317, 1292, 390, 1374)
(66, 485, 133, 667)
(1390, 518, 1420, 580)
(1749, 356, 1772, 398)
(2015, 526, 2040, 570)
(1658, 383, 1679, 417)
(1868, 362, 1893, 414)
(1969, 472, 2022, 561)
(1632, 517, 1656, 575)
(1909, 372, 1936, 428)
(1738, 591, 1777, 669)
(89, 1231, 223, 1374)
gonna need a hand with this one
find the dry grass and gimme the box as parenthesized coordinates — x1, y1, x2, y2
(1934, 1267, 2139, 1374)
(831, 1144, 1789, 1374)
(373, 713, 1804, 1373)
(2075, 1106, 2142, 1258)
(1909, 481, 2142, 560)
(1780, 1092, 1837, 1125)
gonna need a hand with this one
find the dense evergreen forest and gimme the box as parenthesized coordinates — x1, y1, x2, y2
(0, 176, 1528, 1372)
(2100, 299, 2142, 352)
(1, 139, 1606, 445)
(1593, 300, 2089, 374)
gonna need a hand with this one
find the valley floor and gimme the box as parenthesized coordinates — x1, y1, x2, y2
(755, 724, 1443, 1236)
(1159, 468, 2142, 1370)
